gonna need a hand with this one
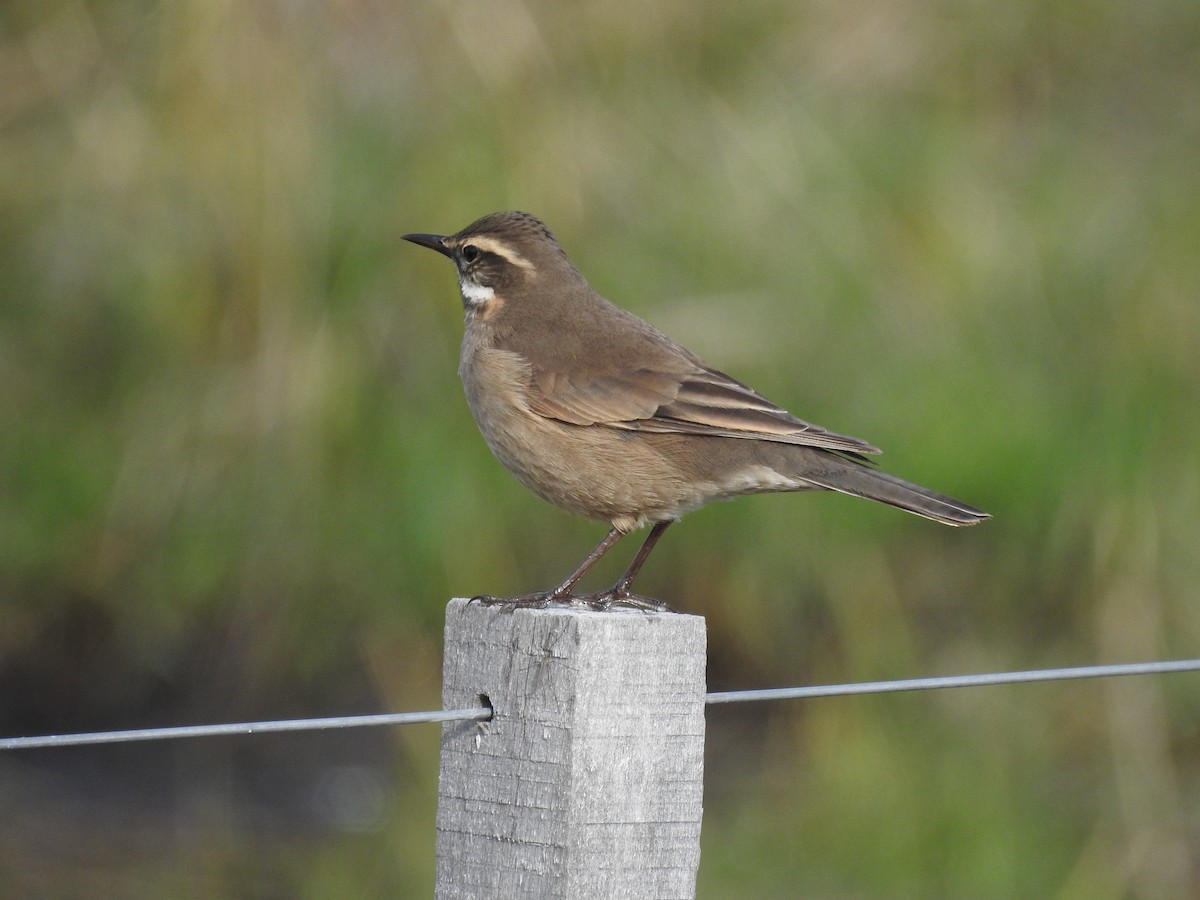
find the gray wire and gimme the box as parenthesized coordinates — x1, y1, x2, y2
(3, 659, 1198, 751)
(0, 707, 493, 750)
(705, 658, 1200, 704)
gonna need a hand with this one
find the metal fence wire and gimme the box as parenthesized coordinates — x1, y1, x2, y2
(3, 658, 1198, 751)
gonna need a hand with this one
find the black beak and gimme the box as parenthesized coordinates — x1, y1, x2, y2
(402, 232, 453, 258)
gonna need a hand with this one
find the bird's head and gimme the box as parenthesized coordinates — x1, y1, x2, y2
(403, 211, 580, 316)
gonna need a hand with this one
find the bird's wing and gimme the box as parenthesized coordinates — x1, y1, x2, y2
(527, 366, 685, 425)
(527, 362, 881, 455)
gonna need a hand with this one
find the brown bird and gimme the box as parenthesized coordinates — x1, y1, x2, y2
(404, 211, 988, 610)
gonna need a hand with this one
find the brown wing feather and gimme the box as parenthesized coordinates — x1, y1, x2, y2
(527, 367, 687, 425)
(526, 361, 880, 455)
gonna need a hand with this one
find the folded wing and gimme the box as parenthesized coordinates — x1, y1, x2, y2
(527, 362, 880, 456)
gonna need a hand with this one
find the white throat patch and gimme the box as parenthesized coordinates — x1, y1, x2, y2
(459, 279, 495, 306)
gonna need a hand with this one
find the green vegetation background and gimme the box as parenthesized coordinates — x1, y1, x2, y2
(2, 1, 1198, 896)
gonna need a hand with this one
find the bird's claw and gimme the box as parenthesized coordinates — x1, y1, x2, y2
(470, 591, 558, 609)
(579, 590, 675, 613)
(469, 589, 673, 613)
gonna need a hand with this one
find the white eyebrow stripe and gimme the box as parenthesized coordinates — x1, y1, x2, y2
(465, 236, 535, 270)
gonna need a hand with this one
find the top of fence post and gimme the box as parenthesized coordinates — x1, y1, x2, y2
(435, 597, 707, 900)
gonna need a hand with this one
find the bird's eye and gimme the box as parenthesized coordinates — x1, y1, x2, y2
(461, 244, 480, 263)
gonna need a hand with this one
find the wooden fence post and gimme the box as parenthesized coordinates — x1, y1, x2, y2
(435, 598, 707, 899)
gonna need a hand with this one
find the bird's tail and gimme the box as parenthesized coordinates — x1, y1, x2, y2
(797, 455, 989, 526)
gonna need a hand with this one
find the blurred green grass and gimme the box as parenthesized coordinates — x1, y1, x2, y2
(2, 0, 1199, 896)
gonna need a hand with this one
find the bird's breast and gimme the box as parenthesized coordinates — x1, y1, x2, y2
(458, 338, 691, 527)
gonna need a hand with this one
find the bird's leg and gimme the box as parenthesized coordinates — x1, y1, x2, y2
(544, 526, 625, 600)
(587, 521, 675, 612)
(473, 527, 625, 608)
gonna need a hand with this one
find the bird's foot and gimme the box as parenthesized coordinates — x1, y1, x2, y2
(470, 590, 581, 610)
(469, 589, 673, 613)
(580, 589, 675, 613)
(471, 592, 550, 609)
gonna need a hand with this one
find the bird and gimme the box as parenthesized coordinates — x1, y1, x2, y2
(403, 211, 988, 610)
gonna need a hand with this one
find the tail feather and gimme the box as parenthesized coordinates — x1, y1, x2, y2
(799, 457, 989, 527)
